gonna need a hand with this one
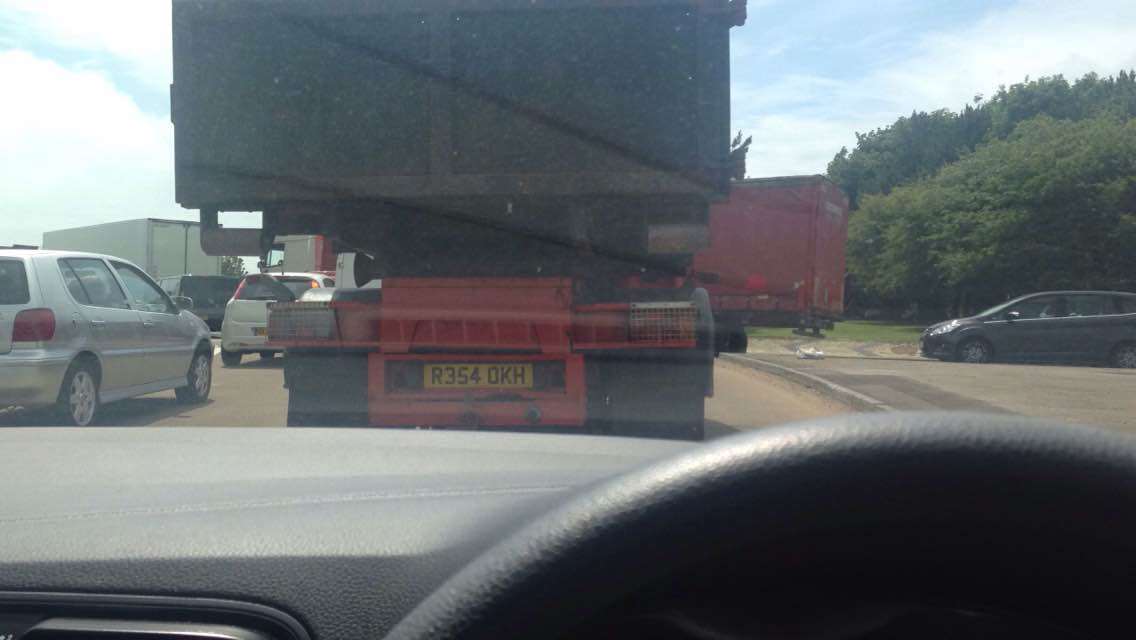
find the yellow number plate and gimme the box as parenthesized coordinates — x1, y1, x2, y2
(424, 364, 534, 389)
(253, 327, 268, 336)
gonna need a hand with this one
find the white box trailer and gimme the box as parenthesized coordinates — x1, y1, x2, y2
(42, 218, 222, 279)
(263, 235, 337, 274)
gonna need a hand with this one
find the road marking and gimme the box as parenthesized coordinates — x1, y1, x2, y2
(214, 346, 221, 355)
(726, 355, 895, 412)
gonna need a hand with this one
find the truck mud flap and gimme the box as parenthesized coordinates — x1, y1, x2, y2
(284, 352, 369, 427)
(585, 348, 708, 442)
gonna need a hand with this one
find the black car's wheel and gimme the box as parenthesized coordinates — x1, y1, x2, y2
(1110, 343, 1136, 369)
(54, 359, 100, 426)
(175, 349, 212, 404)
(957, 337, 993, 363)
(220, 349, 242, 367)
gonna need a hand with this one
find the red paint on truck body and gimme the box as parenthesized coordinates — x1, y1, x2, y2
(693, 175, 848, 324)
(270, 277, 698, 428)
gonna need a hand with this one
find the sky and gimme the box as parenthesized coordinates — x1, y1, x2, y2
(2, 0, 1135, 247)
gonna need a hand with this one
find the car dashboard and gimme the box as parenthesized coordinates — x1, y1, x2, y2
(0, 424, 1101, 639)
(0, 429, 686, 639)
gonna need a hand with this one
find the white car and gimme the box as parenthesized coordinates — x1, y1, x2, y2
(219, 272, 334, 366)
(0, 250, 213, 425)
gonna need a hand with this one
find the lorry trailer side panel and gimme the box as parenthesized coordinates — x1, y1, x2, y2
(694, 175, 848, 323)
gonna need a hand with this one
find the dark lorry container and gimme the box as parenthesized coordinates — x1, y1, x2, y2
(693, 175, 849, 352)
(172, 0, 743, 274)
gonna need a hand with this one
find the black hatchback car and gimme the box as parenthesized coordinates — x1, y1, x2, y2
(921, 291, 1136, 367)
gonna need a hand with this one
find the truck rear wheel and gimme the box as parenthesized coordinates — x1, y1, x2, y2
(716, 323, 749, 354)
(729, 328, 749, 353)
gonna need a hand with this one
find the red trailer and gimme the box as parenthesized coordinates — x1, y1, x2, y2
(693, 176, 849, 352)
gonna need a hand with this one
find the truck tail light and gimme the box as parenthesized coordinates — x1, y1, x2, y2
(628, 302, 696, 344)
(744, 274, 768, 292)
(268, 302, 338, 342)
(13, 308, 56, 342)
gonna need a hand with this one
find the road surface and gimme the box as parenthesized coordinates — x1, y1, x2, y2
(9, 347, 1134, 435)
(730, 353, 1136, 432)
(705, 358, 849, 438)
(1, 350, 849, 437)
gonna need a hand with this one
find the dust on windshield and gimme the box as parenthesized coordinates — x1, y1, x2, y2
(1, 1, 1134, 435)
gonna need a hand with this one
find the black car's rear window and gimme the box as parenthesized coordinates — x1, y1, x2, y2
(181, 276, 240, 306)
(0, 260, 30, 305)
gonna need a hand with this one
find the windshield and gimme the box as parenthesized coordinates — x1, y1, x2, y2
(235, 274, 295, 302)
(277, 277, 319, 299)
(2, 1, 1134, 439)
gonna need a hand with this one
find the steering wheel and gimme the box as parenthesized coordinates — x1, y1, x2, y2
(387, 413, 1136, 638)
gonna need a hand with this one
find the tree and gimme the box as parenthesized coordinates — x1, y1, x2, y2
(729, 130, 752, 180)
(828, 70, 1136, 210)
(220, 256, 248, 277)
(847, 115, 1136, 317)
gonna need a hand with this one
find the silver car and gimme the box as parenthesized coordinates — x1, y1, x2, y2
(0, 250, 214, 426)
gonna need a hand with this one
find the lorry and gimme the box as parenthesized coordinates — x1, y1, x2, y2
(171, 0, 745, 439)
(693, 176, 849, 353)
(264, 235, 338, 275)
(42, 218, 222, 280)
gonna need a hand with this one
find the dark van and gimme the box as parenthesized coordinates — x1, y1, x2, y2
(159, 275, 240, 331)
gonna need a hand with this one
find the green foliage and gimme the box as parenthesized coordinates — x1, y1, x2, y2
(848, 115, 1136, 314)
(828, 107, 988, 209)
(828, 71, 1136, 209)
(220, 256, 247, 277)
(730, 130, 752, 180)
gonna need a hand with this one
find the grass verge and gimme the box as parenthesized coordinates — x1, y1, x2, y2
(747, 321, 923, 344)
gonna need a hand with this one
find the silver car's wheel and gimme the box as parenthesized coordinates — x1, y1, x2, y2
(1111, 344, 1136, 369)
(56, 363, 99, 427)
(176, 350, 213, 404)
(70, 371, 97, 426)
(193, 353, 211, 395)
(958, 338, 992, 364)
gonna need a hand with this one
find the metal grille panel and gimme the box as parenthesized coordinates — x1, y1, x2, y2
(268, 302, 337, 341)
(628, 302, 697, 343)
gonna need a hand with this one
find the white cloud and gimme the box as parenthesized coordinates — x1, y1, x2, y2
(0, 50, 184, 246)
(742, 114, 881, 178)
(877, 0, 1136, 111)
(4, 0, 1135, 245)
(0, 0, 171, 87)
(733, 0, 1136, 177)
